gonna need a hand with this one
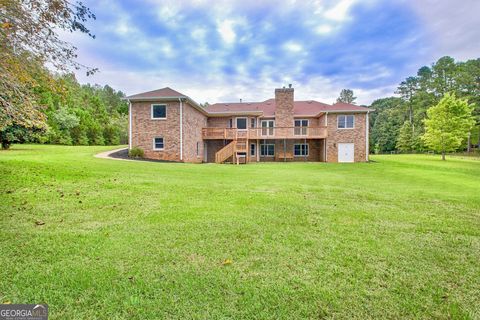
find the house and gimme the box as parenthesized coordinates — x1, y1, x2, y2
(126, 86, 373, 163)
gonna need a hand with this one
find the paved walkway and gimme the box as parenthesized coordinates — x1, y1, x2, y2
(94, 148, 133, 161)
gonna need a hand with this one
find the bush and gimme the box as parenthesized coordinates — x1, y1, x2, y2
(128, 147, 144, 158)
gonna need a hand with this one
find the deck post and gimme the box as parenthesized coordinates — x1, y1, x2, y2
(257, 139, 260, 162)
(283, 138, 286, 162)
(304, 137, 307, 162)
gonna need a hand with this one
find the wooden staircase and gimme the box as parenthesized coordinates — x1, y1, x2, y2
(215, 141, 235, 163)
(215, 131, 249, 164)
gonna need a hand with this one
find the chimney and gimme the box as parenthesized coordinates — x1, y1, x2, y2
(240, 98, 242, 103)
(275, 85, 294, 127)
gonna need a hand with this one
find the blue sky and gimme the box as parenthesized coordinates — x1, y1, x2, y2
(66, 0, 480, 105)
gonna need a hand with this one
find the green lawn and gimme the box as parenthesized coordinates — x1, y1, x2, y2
(1, 145, 479, 319)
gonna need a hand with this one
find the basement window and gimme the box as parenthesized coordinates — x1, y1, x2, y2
(260, 144, 275, 157)
(294, 143, 309, 156)
(153, 137, 164, 150)
(337, 115, 354, 129)
(151, 104, 166, 119)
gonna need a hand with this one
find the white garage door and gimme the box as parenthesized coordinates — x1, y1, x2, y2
(338, 143, 354, 163)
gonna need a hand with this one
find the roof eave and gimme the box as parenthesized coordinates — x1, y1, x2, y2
(124, 96, 209, 116)
(208, 111, 264, 117)
(325, 109, 373, 114)
(124, 96, 187, 101)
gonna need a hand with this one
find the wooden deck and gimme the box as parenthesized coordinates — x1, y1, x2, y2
(202, 127, 328, 140)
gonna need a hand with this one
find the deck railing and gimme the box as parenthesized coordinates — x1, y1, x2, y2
(202, 126, 328, 140)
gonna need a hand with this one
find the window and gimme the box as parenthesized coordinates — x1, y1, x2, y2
(196, 142, 200, 156)
(337, 115, 354, 129)
(261, 120, 275, 136)
(260, 144, 275, 156)
(294, 119, 309, 135)
(294, 144, 309, 156)
(153, 137, 164, 150)
(229, 118, 233, 128)
(250, 143, 256, 156)
(151, 104, 166, 119)
(236, 117, 247, 130)
(250, 118, 256, 128)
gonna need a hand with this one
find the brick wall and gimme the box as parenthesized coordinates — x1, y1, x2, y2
(207, 116, 259, 128)
(131, 100, 207, 162)
(326, 113, 367, 162)
(131, 101, 180, 161)
(207, 117, 231, 128)
(183, 102, 207, 163)
(205, 140, 227, 163)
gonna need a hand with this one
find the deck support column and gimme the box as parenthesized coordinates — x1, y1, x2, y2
(257, 139, 260, 162)
(283, 138, 286, 162)
(304, 137, 307, 162)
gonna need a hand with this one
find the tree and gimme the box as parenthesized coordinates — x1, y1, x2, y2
(369, 97, 404, 153)
(336, 89, 356, 104)
(396, 121, 413, 152)
(0, 0, 96, 148)
(422, 93, 476, 160)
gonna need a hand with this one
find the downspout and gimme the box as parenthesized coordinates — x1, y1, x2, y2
(324, 112, 328, 162)
(179, 98, 183, 161)
(366, 111, 369, 161)
(128, 100, 132, 150)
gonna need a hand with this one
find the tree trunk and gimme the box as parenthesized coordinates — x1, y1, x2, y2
(441, 150, 446, 161)
(1, 140, 10, 150)
(467, 133, 471, 153)
(478, 128, 480, 149)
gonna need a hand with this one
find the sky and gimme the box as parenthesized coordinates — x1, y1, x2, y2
(64, 0, 480, 105)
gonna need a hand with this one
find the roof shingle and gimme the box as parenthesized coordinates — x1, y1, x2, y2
(208, 99, 371, 116)
(126, 87, 187, 99)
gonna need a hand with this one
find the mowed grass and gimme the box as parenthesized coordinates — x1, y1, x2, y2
(1, 145, 479, 319)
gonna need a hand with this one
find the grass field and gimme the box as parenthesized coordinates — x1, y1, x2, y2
(1, 145, 479, 319)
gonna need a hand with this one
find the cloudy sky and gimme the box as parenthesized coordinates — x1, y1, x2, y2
(65, 0, 480, 105)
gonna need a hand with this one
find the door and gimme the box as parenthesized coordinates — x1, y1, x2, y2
(261, 120, 275, 136)
(338, 143, 354, 163)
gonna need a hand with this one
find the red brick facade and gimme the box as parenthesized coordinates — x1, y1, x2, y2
(128, 87, 370, 163)
(325, 113, 367, 163)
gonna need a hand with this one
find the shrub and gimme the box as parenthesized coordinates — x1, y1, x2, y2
(128, 147, 144, 158)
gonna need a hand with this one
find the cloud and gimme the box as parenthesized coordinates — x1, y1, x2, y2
(66, 0, 474, 106)
(283, 41, 303, 53)
(324, 0, 358, 21)
(217, 19, 237, 44)
(409, 0, 480, 61)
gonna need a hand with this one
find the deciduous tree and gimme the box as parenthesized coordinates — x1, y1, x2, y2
(422, 93, 476, 160)
(0, 0, 96, 148)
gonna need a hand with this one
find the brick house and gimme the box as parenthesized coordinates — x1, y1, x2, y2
(126, 86, 373, 163)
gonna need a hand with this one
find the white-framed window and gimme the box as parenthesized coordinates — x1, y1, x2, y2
(337, 115, 354, 129)
(250, 143, 256, 156)
(260, 144, 275, 156)
(151, 104, 166, 119)
(228, 118, 233, 128)
(196, 142, 200, 156)
(261, 120, 275, 136)
(250, 118, 256, 128)
(153, 137, 164, 150)
(294, 143, 309, 156)
(294, 119, 309, 135)
(236, 117, 247, 130)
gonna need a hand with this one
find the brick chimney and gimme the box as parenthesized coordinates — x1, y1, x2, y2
(275, 84, 294, 127)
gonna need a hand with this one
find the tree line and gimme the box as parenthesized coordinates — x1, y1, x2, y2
(368, 56, 480, 154)
(1, 68, 128, 149)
